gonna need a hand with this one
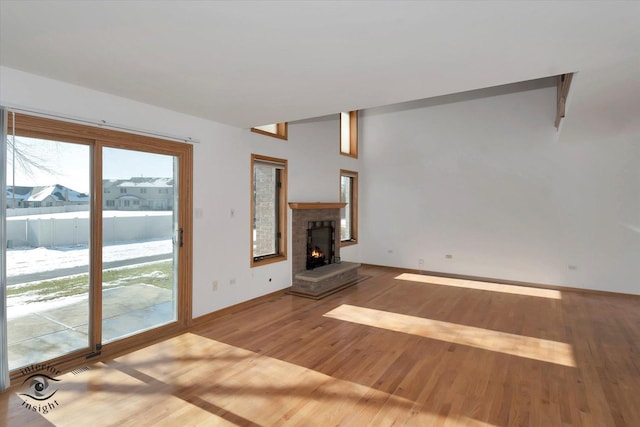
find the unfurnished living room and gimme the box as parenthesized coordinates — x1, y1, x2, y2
(0, 1, 639, 426)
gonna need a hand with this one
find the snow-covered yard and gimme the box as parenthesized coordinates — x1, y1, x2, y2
(7, 239, 173, 318)
(7, 238, 172, 277)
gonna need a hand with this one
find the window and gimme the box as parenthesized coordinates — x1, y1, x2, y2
(251, 154, 287, 266)
(251, 123, 288, 140)
(140, 188, 147, 194)
(106, 200, 115, 207)
(340, 170, 358, 245)
(120, 188, 127, 193)
(340, 111, 358, 158)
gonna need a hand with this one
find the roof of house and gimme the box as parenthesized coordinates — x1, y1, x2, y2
(103, 178, 173, 188)
(6, 184, 89, 203)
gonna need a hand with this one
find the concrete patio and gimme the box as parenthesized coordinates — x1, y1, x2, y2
(7, 284, 173, 370)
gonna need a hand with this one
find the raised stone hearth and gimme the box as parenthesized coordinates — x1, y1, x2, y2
(292, 261, 361, 299)
(288, 202, 362, 298)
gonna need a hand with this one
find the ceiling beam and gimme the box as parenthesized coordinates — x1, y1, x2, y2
(555, 73, 574, 129)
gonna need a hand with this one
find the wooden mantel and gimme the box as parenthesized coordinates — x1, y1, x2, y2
(288, 202, 347, 210)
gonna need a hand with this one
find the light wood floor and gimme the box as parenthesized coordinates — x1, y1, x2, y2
(2, 265, 639, 426)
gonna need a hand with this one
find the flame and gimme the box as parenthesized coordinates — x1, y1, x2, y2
(311, 248, 323, 258)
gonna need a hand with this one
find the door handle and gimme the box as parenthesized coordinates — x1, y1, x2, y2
(179, 228, 184, 247)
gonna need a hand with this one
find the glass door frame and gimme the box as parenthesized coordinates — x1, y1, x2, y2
(1, 108, 9, 392)
(6, 112, 193, 385)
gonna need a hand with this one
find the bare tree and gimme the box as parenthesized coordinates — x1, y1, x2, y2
(7, 136, 57, 177)
(6, 136, 57, 208)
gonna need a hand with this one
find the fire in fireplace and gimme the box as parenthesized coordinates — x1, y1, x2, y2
(306, 220, 335, 269)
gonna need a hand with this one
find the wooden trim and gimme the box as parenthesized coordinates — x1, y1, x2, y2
(180, 145, 194, 328)
(555, 73, 573, 128)
(251, 122, 288, 140)
(288, 202, 347, 210)
(278, 122, 288, 140)
(339, 169, 358, 245)
(350, 111, 358, 157)
(192, 289, 287, 327)
(6, 112, 194, 385)
(251, 154, 288, 268)
(340, 111, 358, 158)
(9, 323, 189, 385)
(90, 142, 103, 355)
(384, 266, 640, 299)
(9, 113, 191, 153)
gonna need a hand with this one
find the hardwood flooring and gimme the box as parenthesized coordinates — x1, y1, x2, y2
(2, 265, 639, 426)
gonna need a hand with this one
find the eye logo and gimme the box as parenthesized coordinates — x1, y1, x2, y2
(20, 374, 60, 401)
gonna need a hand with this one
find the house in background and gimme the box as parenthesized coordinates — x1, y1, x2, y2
(5, 184, 88, 209)
(102, 177, 174, 211)
(4, 179, 173, 211)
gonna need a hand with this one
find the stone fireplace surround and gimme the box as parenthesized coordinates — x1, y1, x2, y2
(288, 202, 360, 298)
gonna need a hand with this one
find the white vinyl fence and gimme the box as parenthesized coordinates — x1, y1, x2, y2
(7, 213, 173, 248)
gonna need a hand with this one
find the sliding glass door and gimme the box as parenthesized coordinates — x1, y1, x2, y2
(6, 136, 92, 370)
(101, 147, 179, 342)
(3, 112, 192, 378)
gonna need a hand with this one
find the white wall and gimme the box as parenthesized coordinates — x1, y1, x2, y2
(360, 77, 640, 295)
(3, 64, 637, 308)
(0, 67, 361, 318)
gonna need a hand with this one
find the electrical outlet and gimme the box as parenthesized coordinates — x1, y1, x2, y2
(230, 278, 236, 285)
(445, 254, 453, 259)
(568, 265, 577, 270)
(419, 259, 425, 266)
(212, 280, 218, 291)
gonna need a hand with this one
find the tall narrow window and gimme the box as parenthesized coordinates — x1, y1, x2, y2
(251, 154, 287, 266)
(251, 123, 288, 140)
(340, 111, 358, 158)
(340, 170, 358, 245)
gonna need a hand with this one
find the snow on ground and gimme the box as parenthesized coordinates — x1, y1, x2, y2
(7, 238, 172, 318)
(7, 239, 173, 277)
(7, 260, 168, 319)
(8, 210, 172, 220)
(8, 289, 89, 320)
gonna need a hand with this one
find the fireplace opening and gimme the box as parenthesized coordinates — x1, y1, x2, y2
(307, 220, 335, 270)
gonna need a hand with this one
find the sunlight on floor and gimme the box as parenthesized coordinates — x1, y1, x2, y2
(324, 304, 576, 368)
(13, 333, 498, 426)
(395, 273, 562, 300)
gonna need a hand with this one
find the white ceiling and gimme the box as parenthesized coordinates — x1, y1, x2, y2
(1, 1, 639, 128)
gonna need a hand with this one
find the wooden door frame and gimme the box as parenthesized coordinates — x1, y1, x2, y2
(7, 112, 193, 384)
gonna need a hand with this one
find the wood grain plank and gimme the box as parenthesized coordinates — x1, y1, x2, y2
(2, 265, 638, 426)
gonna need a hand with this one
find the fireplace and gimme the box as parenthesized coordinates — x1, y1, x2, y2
(289, 202, 360, 298)
(307, 220, 335, 269)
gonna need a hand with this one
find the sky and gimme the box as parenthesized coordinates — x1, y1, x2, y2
(6, 136, 174, 194)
